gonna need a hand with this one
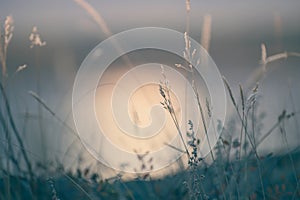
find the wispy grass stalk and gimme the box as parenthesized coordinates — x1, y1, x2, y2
(0, 16, 14, 200)
(30, 26, 47, 167)
(159, 80, 191, 159)
(246, 43, 300, 93)
(222, 77, 266, 199)
(238, 84, 245, 160)
(182, 31, 215, 161)
(201, 14, 212, 53)
(194, 84, 215, 161)
(222, 77, 260, 160)
(254, 111, 297, 150)
(0, 82, 34, 193)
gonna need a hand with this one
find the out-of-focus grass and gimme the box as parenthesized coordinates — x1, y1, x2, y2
(1, 4, 300, 199)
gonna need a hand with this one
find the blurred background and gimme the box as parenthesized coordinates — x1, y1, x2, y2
(1, 0, 300, 179)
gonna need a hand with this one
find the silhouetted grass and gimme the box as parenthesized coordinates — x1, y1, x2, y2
(1, 5, 300, 200)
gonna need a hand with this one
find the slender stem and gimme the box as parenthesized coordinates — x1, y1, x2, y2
(0, 111, 22, 173)
(233, 98, 260, 160)
(194, 88, 215, 161)
(166, 88, 191, 159)
(0, 83, 34, 189)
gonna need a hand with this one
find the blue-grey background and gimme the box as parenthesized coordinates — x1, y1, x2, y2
(1, 0, 300, 177)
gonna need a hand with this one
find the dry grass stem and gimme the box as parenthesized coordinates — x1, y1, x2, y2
(159, 66, 191, 159)
(28, 91, 55, 116)
(73, 0, 111, 36)
(29, 26, 46, 48)
(0, 16, 14, 79)
(201, 14, 212, 52)
(260, 44, 300, 66)
(222, 77, 237, 108)
(185, 0, 191, 12)
(16, 64, 27, 73)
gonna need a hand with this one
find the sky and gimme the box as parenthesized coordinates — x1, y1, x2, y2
(1, 0, 300, 39)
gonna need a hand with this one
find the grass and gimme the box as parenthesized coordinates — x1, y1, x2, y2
(1, 3, 300, 200)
